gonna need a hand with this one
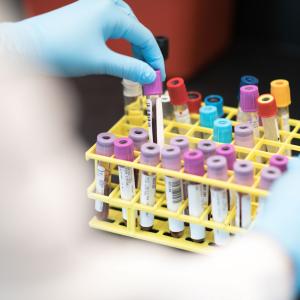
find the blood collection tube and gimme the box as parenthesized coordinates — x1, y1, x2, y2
(122, 79, 143, 121)
(114, 137, 136, 223)
(95, 132, 115, 220)
(139, 143, 160, 231)
(258, 166, 281, 214)
(204, 95, 224, 117)
(161, 93, 174, 120)
(197, 140, 217, 162)
(129, 127, 149, 187)
(234, 123, 254, 159)
(143, 70, 163, 144)
(187, 91, 202, 114)
(271, 79, 291, 156)
(269, 154, 288, 173)
(213, 118, 233, 144)
(257, 94, 280, 153)
(170, 136, 189, 159)
(184, 149, 206, 242)
(237, 75, 259, 122)
(207, 155, 230, 246)
(233, 160, 254, 229)
(167, 77, 191, 128)
(239, 85, 260, 138)
(199, 106, 218, 139)
(161, 145, 184, 238)
(216, 144, 236, 211)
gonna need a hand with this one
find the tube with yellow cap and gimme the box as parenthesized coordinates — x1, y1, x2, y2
(257, 94, 280, 153)
(271, 79, 291, 155)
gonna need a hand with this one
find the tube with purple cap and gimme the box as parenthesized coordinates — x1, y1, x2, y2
(139, 143, 160, 231)
(184, 149, 206, 242)
(161, 145, 184, 238)
(258, 166, 282, 214)
(269, 154, 288, 173)
(143, 70, 163, 144)
(233, 160, 254, 229)
(95, 132, 116, 220)
(207, 155, 230, 246)
(170, 136, 189, 159)
(114, 137, 136, 223)
(234, 123, 254, 159)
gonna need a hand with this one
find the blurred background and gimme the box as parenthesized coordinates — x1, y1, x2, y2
(9, 0, 300, 146)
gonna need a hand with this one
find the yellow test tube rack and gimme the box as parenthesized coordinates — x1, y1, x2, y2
(85, 97, 300, 253)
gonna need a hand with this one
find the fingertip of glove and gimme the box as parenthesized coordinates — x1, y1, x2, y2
(140, 69, 156, 84)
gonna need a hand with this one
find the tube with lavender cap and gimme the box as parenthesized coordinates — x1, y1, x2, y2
(161, 145, 184, 238)
(269, 154, 288, 173)
(114, 137, 136, 223)
(139, 143, 160, 231)
(95, 132, 115, 220)
(258, 166, 282, 214)
(184, 149, 206, 242)
(234, 160, 254, 229)
(207, 155, 230, 245)
(143, 70, 163, 144)
(234, 123, 254, 159)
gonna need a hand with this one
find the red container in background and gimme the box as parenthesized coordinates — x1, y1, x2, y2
(23, 0, 235, 79)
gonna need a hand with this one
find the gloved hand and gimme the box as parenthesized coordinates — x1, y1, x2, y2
(0, 0, 165, 83)
(255, 157, 300, 295)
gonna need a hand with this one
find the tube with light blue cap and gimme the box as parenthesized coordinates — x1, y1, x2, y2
(213, 118, 233, 144)
(199, 106, 218, 139)
(204, 95, 224, 117)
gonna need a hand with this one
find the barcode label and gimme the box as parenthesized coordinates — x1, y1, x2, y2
(118, 166, 135, 201)
(146, 97, 153, 142)
(165, 177, 183, 211)
(95, 164, 106, 212)
(235, 193, 251, 229)
(210, 188, 228, 223)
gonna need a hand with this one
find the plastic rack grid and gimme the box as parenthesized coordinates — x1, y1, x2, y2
(85, 97, 300, 253)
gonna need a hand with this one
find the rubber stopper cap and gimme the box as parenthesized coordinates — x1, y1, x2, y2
(270, 79, 291, 108)
(257, 94, 277, 118)
(167, 77, 189, 106)
(187, 91, 202, 113)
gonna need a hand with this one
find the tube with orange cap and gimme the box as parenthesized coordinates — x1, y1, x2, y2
(167, 77, 191, 131)
(271, 79, 291, 155)
(257, 94, 280, 153)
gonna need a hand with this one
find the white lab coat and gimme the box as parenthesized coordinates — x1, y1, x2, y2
(0, 27, 295, 300)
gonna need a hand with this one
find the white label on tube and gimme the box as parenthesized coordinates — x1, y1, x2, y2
(235, 193, 251, 229)
(202, 184, 209, 205)
(174, 108, 191, 124)
(188, 183, 205, 240)
(165, 176, 184, 232)
(146, 97, 153, 143)
(118, 166, 135, 220)
(211, 188, 229, 245)
(280, 112, 290, 132)
(140, 173, 156, 228)
(95, 164, 105, 212)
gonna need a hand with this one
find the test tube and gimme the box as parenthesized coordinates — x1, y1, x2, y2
(234, 123, 254, 159)
(197, 140, 217, 162)
(187, 91, 202, 114)
(114, 137, 136, 223)
(239, 85, 260, 138)
(139, 143, 160, 231)
(269, 154, 288, 173)
(129, 127, 149, 187)
(233, 160, 254, 229)
(257, 94, 280, 153)
(167, 77, 191, 128)
(122, 79, 143, 122)
(207, 155, 230, 246)
(213, 118, 233, 144)
(258, 166, 281, 214)
(161, 145, 184, 238)
(95, 132, 116, 220)
(199, 106, 218, 139)
(271, 79, 291, 156)
(143, 70, 163, 144)
(237, 75, 259, 122)
(170, 136, 189, 159)
(161, 93, 174, 120)
(184, 149, 206, 243)
(204, 95, 224, 117)
(216, 144, 236, 210)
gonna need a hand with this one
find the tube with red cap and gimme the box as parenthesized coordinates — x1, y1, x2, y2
(187, 91, 202, 114)
(184, 149, 206, 242)
(167, 77, 191, 131)
(233, 160, 254, 229)
(257, 94, 280, 153)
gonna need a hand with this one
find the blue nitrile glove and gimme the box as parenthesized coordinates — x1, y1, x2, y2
(0, 0, 165, 84)
(255, 157, 300, 295)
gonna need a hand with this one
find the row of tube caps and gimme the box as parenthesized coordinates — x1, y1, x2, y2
(94, 129, 288, 246)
